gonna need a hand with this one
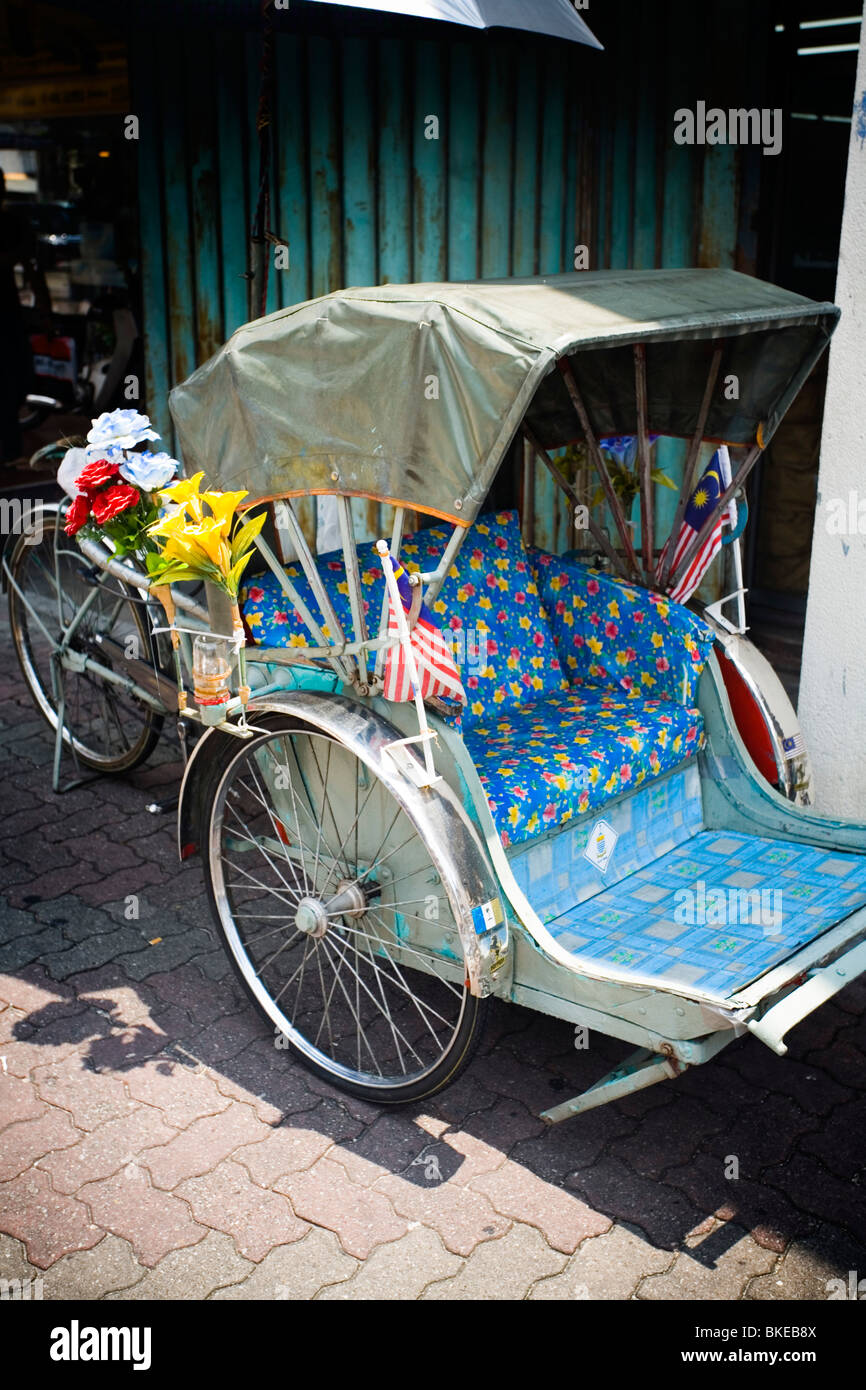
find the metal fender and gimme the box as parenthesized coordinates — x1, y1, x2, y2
(176, 690, 511, 999)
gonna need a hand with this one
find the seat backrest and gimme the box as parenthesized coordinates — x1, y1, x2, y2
(241, 510, 568, 723)
(534, 552, 715, 707)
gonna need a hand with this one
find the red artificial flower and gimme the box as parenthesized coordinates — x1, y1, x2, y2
(75, 458, 120, 490)
(91, 483, 140, 525)
(64, 494, 91, 536)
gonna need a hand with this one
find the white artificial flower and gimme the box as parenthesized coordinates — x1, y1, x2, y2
(119, 450, 179, 491)
(86, 409, 160, 452)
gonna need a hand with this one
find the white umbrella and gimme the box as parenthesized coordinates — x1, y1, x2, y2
(304, 0, 603, 48)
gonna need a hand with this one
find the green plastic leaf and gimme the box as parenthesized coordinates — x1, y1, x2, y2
(230, 512, 266, 565)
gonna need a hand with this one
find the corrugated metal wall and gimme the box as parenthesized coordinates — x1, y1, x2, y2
(130, 0, 772, 565)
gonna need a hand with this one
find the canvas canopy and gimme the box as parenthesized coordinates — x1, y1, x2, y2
(169, 268, 839, 526)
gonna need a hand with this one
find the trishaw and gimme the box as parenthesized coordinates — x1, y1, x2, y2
(7, 267, 866, 1124)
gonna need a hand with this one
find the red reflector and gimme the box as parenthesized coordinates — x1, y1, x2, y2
(180, 842, 198, 860)
(275, 820, 290, 845)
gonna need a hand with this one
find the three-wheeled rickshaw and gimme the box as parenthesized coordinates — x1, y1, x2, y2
(7, 267, 866, 1122)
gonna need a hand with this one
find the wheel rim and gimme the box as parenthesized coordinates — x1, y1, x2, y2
(209, 725, 471, 1091)
(9, 506, 159, 768)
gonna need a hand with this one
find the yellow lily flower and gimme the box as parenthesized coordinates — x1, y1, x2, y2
(202, 489, 248, 530)
(183, 517, 232, 571)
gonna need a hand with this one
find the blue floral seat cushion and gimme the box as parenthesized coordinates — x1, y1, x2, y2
(461, 688, 705, 848)
(532, 551, 715, 707)
(241, 510, 569, 720)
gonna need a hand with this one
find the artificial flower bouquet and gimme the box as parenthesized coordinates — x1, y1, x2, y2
(62, 408, 265, 727)
(63, 409, 180, 559)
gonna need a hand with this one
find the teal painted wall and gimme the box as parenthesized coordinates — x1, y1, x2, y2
(130, 0, 772, 568)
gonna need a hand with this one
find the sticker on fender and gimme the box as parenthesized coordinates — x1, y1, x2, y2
(471, 897, 504, 934)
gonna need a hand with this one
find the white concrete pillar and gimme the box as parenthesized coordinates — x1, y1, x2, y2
(798, 37, 866, 818)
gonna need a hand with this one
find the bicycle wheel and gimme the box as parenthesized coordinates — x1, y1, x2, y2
(7, 501, 164, 772)
(203, 715, 487, 1104)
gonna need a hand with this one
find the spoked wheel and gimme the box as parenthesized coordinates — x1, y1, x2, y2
(203, 715, 487, 1104)
(6, 501, 164, 773)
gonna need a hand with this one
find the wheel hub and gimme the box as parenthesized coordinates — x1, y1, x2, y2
(294, 880, 368, 938)
(294, 897, 329, 939)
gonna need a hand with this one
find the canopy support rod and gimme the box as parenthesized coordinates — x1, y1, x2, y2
(337, 496, 370, 692)
(252, 534, 350, 684)
(274, 499, 356, 685)
(419, 523, 471, 608)
(557, 358, 641, 582)
(634, 344, 653, 584)
(658, 344, 723, 592)
(668, 442, 762, 594)
(522, 425, 629, 581)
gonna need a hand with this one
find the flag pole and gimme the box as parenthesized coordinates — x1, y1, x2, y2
(376, 540, 437, 784)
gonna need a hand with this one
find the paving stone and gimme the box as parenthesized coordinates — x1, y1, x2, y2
(699, 1092, 820, 1176)
(609, 1095, 726, 1179)
(664, 1151, 810, 1254)
(146, 964, 245, 1027)
(123, 1055, 231, 1129)
(278, 1158, 407, 1259)
(762, 1153, 866, 1243)
(530, 1222, 672, 1299)
(638, 1221, 777, 1299)
(0, 1109, 81, 1182)
(800, 1097, 866, 1180)
(318, 1225, 462, 1300)
(509, 1102, 635, 1181)
(74, 863, 166, 911)
(187, 1011, 270, 1066)
(566, 1157, 705, 1250)
(333, 1114, 433, 1186)
(423, 1222, 566, 1299)
(805, 1035, 866, 1093)
(39, 1107, 179, 1194)
(374, 1170, 511, 1256)
(44, 929, 154, 981)
(719, 1046, 849, 1117)
(6, 863, 103, 909)
(67, 968, 160, 1028)
(0, 924, 71, 974)
(470, 1050, 569, 1114)
(176, 1160, 309, 1261)
(197, 950, 232, 981)
(0, 965, 77, 1013)
(41, 1234, 146, 1300)
(117, 928, 217, 981)
(211, 1226, 357, 1300)
(141, 1103, 268, 1190)
(0, 1233, 37, 1283)
(0, 1071, 47, 1129)
(62, 833, 142, 872)
(0, 1168, 103, 1269)
(32, 1053, 137, 1131)
(79, 1166, 208, 1268)
(471, 1161, 610, 1254)
(209, 1040, 323, 1124)
(747, 1225, 866, 1300)
(105, 1229, 254, 1300)
(235, 1126, 334, 1187)
(31, 894, 122, 944)
(86, 1015, 185, 1073)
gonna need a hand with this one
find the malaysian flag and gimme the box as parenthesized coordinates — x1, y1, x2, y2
(656, 448, 733, 604)
(379, 553, 467, 706)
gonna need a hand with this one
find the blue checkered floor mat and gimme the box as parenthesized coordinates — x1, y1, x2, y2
(546, 830, 866, 999)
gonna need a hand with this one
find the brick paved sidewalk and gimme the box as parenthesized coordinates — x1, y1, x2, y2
(0, 623, 864, 1301)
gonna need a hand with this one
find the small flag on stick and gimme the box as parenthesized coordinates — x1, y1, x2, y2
(376, 543, 466, 706)
(656, 447, 734, 604)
